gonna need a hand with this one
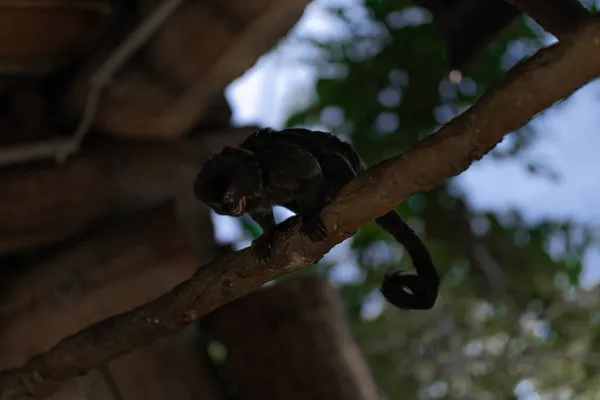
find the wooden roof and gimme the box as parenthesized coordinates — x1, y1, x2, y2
(0, 0, 311, 372)
(0, 0, 309, 150)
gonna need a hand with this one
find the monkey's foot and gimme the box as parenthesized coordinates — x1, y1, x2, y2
(301, 215, 327, 242)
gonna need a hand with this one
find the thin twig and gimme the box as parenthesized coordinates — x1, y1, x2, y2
(0, 140, 72, 167)
(0, 0, 185, 167)
(56, 0, 186, 163)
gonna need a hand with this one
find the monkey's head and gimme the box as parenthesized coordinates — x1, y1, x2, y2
(194, 147, 263, 216)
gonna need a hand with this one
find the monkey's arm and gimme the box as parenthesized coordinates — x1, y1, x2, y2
(247, 207, 279, 263)
(375, 211, 440, 310)
(244, 141, 330, 263)
(249, 208, 276, 233)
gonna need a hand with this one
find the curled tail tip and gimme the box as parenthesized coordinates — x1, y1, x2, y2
(379, 288, 437, 310)
(379, 271, 438, 310)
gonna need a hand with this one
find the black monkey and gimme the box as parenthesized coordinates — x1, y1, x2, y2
(194, 128, 439, 310)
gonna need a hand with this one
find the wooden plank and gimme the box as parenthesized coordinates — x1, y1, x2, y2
(63, 0, 310, 139)
(0, 1, 114, 74)
(0, 139, 184, 254)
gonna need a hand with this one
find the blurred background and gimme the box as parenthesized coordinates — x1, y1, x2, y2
(2, 0, 600, 399)
(222, 0, 600, 397)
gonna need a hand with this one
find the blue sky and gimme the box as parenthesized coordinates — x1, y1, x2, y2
(219, 0, 600, 290)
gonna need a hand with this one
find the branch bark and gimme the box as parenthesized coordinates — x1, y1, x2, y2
(3, 14, 600, 400)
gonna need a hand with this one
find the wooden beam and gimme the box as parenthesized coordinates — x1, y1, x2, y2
(0, 203, 208, 371)
(0, 126, 255, 255)
(0, 139, 183, 255)
(63, 0, 310, 139)
(0, 1, 114, 74)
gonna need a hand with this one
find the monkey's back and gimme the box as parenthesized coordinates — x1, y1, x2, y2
(242, 128, 364, 188)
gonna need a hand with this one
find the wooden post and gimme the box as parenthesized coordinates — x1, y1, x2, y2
(202, 276, 381, 400)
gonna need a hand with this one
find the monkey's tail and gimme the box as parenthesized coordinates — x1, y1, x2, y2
(375, 211, 440, 310)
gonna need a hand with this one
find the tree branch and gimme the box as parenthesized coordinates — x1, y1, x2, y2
(3, 14, 600, 400)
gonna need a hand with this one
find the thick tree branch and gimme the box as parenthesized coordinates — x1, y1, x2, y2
(3, 15, 600, 400)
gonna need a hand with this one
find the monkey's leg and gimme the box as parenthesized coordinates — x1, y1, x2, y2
(249, 209, 277, 263)
(297, 150, 359, 242)
(295, 193, 329, 242)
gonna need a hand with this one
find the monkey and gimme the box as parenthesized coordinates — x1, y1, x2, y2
(194, 127, 440, 310)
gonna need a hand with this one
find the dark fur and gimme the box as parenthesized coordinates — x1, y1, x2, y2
(194, 128, 440, 310)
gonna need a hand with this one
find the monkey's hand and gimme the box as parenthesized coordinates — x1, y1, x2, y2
(379, 271, 438, 310)
(252, 242, 271, 264)
(251, 229, 274, 265)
